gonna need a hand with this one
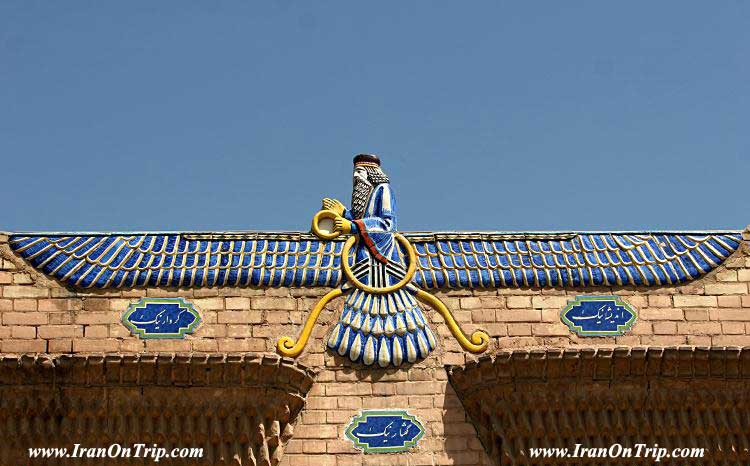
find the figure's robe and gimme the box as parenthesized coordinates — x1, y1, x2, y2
(327, 183, 437, 367)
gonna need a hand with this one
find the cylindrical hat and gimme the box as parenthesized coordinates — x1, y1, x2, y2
(353, 154, 381, 166)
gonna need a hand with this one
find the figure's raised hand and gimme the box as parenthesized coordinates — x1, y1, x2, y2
(322, 198, 345, 216)
(333, 217, 352, 235)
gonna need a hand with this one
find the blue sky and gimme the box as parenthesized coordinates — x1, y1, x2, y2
(1, 2, 747, 232)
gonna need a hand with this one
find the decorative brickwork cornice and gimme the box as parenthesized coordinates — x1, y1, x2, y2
(0, 353, 317, 466)
(449, 346, 750, 393)
(0, 353, 316, 393)
(448, 347, 750, 465)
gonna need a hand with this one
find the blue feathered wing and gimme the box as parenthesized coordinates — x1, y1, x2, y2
(8, 231, 743, 289)
(9, 233, 343, 288)
(409, 231, 743, 288)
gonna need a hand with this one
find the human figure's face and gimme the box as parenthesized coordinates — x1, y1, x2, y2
(351, 166, 373, 219)
(353, 166, 368, 184)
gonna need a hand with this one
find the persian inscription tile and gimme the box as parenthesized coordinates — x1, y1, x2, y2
(560, 295, 636, 337)
(122, 298, 201, 339)
(345, 410, 425, 453)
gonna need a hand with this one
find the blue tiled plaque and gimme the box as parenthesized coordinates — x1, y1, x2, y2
(345, 410, 425, 453)
(561, 296, 637, 336)
(122, 298, 201, 339)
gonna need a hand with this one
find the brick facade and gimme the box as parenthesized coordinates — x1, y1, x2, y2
(1, 230, 749, 465)
(1, 354, 314, 465)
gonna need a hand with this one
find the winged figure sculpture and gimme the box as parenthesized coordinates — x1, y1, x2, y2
(9, 154, 743, 367)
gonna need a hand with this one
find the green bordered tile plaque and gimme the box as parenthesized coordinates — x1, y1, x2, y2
(122, 297, 201, 339)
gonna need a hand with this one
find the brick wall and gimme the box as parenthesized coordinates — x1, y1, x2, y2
(1, 231, 749, 465)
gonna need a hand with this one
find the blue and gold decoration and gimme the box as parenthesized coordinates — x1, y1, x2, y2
(7, 154, 744, 366)
(561, 296, 637, 336)
(9, 232, 741, 290)
(345, 410, 425, 453)
(122, 298, 201, 339)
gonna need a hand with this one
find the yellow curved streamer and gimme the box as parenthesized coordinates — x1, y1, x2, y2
(414, 289, 490, 354)
(341, 234, 416, 294)
(277, 288, 344, 358)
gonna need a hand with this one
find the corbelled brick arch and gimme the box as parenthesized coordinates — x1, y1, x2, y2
(449, 347, 750, 466)
(0, 354, 316, 465)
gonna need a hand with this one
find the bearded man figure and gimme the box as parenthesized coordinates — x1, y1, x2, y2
(321, 154, 437, 367)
